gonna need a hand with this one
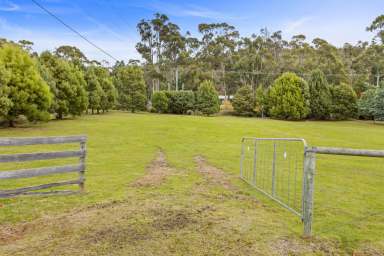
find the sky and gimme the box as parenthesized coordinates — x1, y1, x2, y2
(0, 0, 383, 64)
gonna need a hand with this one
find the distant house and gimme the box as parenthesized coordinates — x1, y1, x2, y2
(219, 95, 233, 103)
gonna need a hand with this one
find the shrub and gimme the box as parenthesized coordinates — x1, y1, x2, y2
(195, 80, 220, 116)
(39, 51, 87, 119)
(152, 91, 169, 113)
(330, 83, 358, 120)
(373, 87, 384, 121)
(308, 69, 332, 119)
(166, 91, 195, 114)
(255, 86, 268, 117)
(358, 88, 376, 119)
(268, 72, 310, 120)
(232, 85, 255, 116)
(0, 44, 52, 126)
(114, 65, 147, 112)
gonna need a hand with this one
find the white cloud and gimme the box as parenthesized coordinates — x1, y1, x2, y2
(0, 17, 139, 63)
(283, 17, 312, 34)
(0, 0, 19, 12)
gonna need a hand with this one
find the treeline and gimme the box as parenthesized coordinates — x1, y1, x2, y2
(1, 14, 384, 125)
(135, 14, 384, 120)
(0, 41, 147, 127)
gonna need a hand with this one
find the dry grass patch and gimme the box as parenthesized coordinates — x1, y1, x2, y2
(131, 151, 174, 187)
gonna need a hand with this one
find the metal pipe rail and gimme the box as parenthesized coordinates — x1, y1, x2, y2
(307, 146, 384, 158)
(240, 137, 384, 238)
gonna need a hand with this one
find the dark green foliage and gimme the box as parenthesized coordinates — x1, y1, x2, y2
(152, 91, 169, 113)
(165, 91, 195, 114)
(373, 87, 384, 121)
(114, 65, 147, 112)
(0, 44, 51, 126)
(85, 67, 103, 114)
(268, 72, 310, 120)
(100, 77, 117, 112)
(195, 80, 220, 115)
(330, 83, 358, 120)
(89, 66, 117, 113)
(255, 86, 268, 117)
(308, 69, 332, 119)
(358, 88, 376, 119)
(39, 51, 87, 119)
(232, 85, 255, 116)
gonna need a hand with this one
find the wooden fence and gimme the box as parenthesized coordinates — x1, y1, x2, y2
(0, 135, 87, 198)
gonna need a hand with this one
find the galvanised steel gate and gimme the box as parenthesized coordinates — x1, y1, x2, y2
(240, 137, 384, 237)
(240, 137, 313, 236)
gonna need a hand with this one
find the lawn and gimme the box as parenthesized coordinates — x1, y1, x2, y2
(0, 112, 383, 255)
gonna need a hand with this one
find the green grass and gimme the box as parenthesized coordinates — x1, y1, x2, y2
(0, 112, 383, 255)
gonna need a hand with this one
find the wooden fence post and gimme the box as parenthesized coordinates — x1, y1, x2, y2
(303, 148, 316, 237)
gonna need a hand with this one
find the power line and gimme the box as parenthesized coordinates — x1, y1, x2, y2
(31, 0, 118, 62)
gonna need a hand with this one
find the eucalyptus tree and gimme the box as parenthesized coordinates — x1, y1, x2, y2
(198, 22, 239, 95)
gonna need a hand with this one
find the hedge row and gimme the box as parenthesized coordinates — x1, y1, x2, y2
(152, 80, 220, 116)
(232, 71, 358, 120)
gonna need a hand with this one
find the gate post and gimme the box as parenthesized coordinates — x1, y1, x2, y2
(303, 148, 316, 237)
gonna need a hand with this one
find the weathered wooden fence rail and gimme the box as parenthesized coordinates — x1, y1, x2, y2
(0, 135, 87, 198)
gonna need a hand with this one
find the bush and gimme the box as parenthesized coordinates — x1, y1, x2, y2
(255, 86, 268, 117)
(268, 72, 310, 120)
(114, 65, 147, 113)
(330, 83, 358, 120)
(232, 85, 255, 116)
(0, 44, 52, 126)
(166, 91, 195, 114)
(308, 69, 332, 119)
(373, 87, 384, 121)
(358, 88, 376, 119)
(152, 91, 169, 113)
(195, 80, 220, 116)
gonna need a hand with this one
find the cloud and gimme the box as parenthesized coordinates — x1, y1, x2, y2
(283, 16, 312, 34)
(136, 1, 244, 21)
(0, 0, 19, 11)
(0, 16, 138, 63)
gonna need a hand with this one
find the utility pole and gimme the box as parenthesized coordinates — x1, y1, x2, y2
(175, 66, 179, 91)
(376, 73, 381, 87)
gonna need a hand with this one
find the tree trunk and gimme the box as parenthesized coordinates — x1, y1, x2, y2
(9, 119, 14, 128)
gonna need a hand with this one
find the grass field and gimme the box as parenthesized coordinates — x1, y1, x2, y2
(0, 112, 383, 255)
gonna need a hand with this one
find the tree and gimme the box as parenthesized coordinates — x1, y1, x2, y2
(165, 91, 195, 114)
(232, 85, 255, 116)
(85, 67, 103, 114)
(55, 45, 88, 68)
(195, 80, 220, 115)
(114, 65, 147, 112)
(358, 88, 376, 119)
(268, 72, 310, 120)
(308, 69, 332, 119)
(152, 91, 169, 113)
(39, 51, 88, 119)
(255, 86, 268, 117)
(367, 15, 384, 44)
(330, 83, 358, 120)
(373, 87, 384, 121)
(0, 44, 51, 126)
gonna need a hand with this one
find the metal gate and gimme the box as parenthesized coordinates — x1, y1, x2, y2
(240, 137, 313, 236)
(240, 137, 384, 237)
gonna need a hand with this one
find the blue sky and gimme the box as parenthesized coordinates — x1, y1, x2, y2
(0, 0, 383, 63)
